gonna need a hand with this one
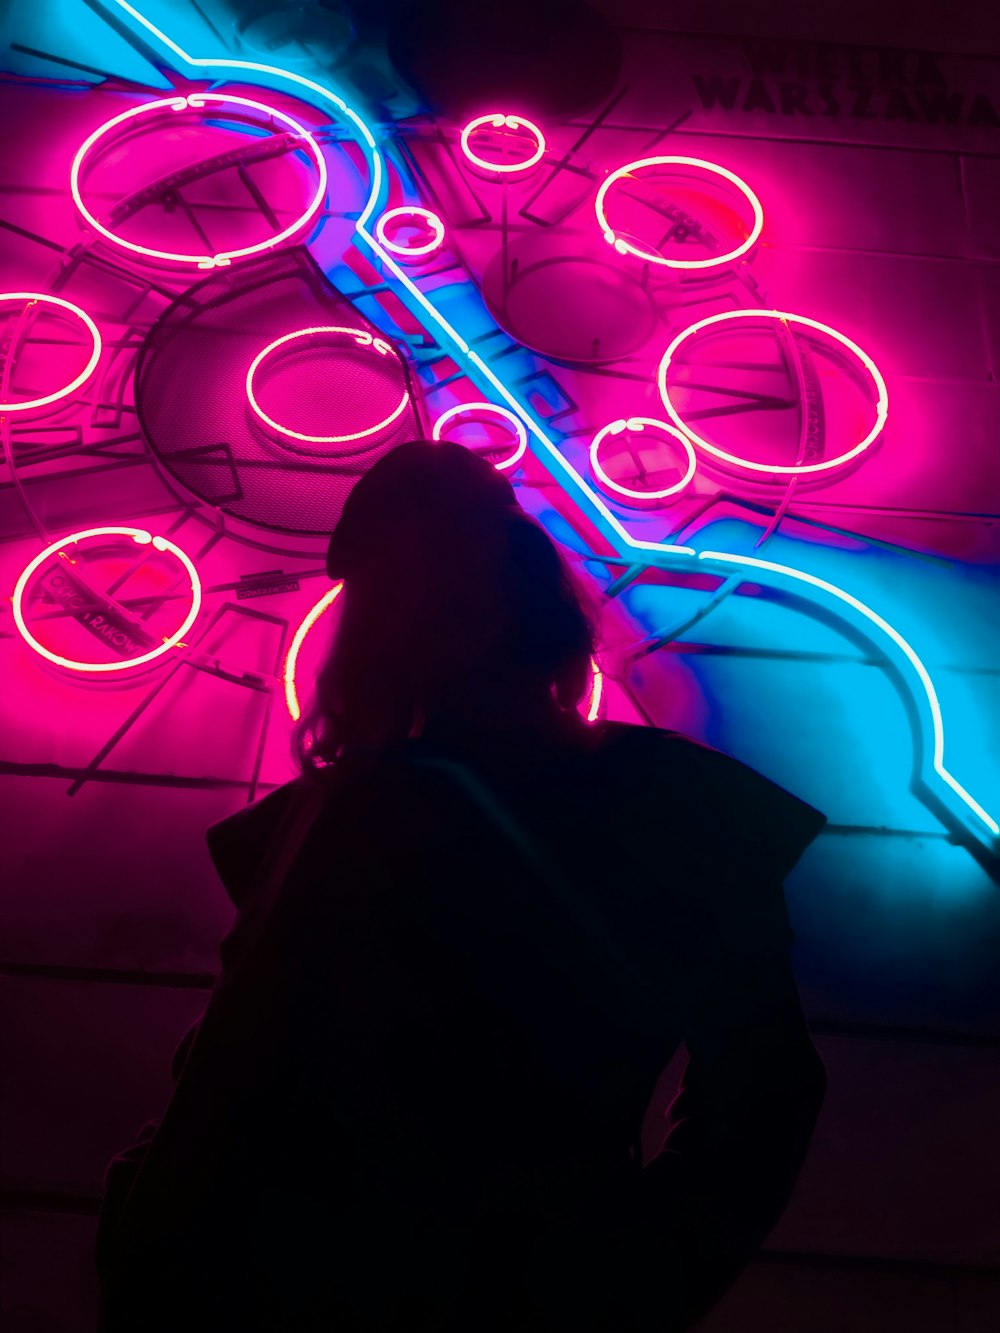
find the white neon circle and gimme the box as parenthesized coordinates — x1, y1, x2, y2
(431, 402, 528, 471)
(374, 206, 445, 259)
(460, 114, 546, 174)
(595, 155, 764, 269)
(590, 417, 697, 503)
(12, 527, 202, 673)
(0, 294, 102, 413)
(70, 93, 328, 268)
(284, 582, 343, 720)
(246, 326, 409, 444)
(658, 309, 889, 476)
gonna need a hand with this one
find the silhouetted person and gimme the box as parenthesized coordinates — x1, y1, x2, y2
(96, 440, 826, 1331)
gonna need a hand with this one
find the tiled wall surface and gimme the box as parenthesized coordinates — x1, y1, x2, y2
(3, 2, 1000, 1329)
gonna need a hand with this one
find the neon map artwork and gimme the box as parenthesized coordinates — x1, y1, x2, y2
(1, 0, 995, 868)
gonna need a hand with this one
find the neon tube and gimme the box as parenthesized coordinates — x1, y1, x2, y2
(658, 308, 888, 476)
(595, 155, 764, 269)
(105, 3, 998, 850)
(70, 93, 327, 268)
(374, 206, 446, 259)
(0, 294, 101, 412)
(589, 417, 697, 503)
(246, 327, 409, 444)
(585, 658, 604, 723)
(459, 114, 546, 174)
(12, 527, 202, 673)
(284, 583, 343, 720)
(431, 402, 528, 471)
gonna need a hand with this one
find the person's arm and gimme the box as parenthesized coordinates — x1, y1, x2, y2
(635, 945, 826, 1330)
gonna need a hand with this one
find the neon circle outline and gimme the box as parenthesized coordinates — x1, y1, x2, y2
(0, 294, 102, 413)
(374, 206, 445, 258)
(246, 326, 410, 444)
(658, 309, 889, 476)
(12, 527, 202, 673)
(459, 114, 546, 174)
(431, 401, 528, 471)
(284, 582, 343, 720)
(70, 93, 328, 269)
(590, 417, 697, 502)
(595, 155, 764, 269)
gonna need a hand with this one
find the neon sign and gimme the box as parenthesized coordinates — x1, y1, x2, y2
(70, 93, 328, 268)
(595, 155, 764, 268)
(374, 206, 446, 260)
(658, 309, 889, 476)
(431, 402, 528, 472)
(589, 418, 698, 504)
(17, 0, 997, 858)
(12, 527, 202, 673)
(0, 294, 101, 412)
(245, 326, 409, 445)
(459, 114, 546, 174)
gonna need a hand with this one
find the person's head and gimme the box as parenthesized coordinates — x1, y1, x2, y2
(294, 439, 597, 770)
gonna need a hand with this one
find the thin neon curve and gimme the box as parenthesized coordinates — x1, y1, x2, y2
(102, 2, 998, 849)
(431, 402, 528, 471)
(0, 294, 102, 412)
(595, 155, 764, 269)
(70, 92, 328, 268)
(590, 417, 697, 502)
(246, 326, 409, 444)
(12, 526, 202, 673)
(658, 309, 889, 476)
(284, 583, 343, 720)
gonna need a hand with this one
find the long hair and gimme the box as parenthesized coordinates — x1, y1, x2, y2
(293, 503, 597, 773)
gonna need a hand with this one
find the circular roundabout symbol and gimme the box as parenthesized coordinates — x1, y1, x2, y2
(246, 326, 410, 449)
(70, 93, 328, 268)
(460, 113, 546, 174)
(0, 294, 101, 413)
(431, 402, 528, 471)
(589, 417, 697, 505)
(12, 527, 202, 673)
(657, 309, 888, 477)
(375, 206, 446, 260)
(595, 156, 764, 269)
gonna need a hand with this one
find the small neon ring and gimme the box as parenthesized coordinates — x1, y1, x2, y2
(658, 309, 889, 476)
(0, 294, 101, 413)
(284, 582, 344, 720)
(590, 417, 697, 502)
(460, 114, 546, 174)
(375, 206, 446, 259)
(12, 527, 202, 673)
(246, 326, 409, 444)
(431, 402, 528, 471)
(595, 155, 764, 269)
(70, 93, 328, 269)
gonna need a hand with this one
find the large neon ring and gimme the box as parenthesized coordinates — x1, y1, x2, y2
(375, 206, 445, 259)
(12, 527, 202, 673)
(590, 417, 697, 503)
(0, 294, 101, 413)
(658, 309, 889, 476)
(595, 156, 764, 269)
(246, 326, 409, 444)
(460, 114, 546, 174)
(70, 93, 328, 268)
(431, 402, 528, 471)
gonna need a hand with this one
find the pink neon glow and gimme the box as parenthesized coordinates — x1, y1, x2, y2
(284, 582, 343, 720)
(595, 156, 764, 269)
(590, 417, 697, 503)
(12, 527, 202, 673)
(246, 326, 409, 443)
(459, 114, 546, 174)
(374, 206, 446, 259)
(658, 309, 889, 476)
(584, 657, 603, 723)
(70, 93, 328, 268)
(0, 294, 101, 412)
(431, 402, 528, 471)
